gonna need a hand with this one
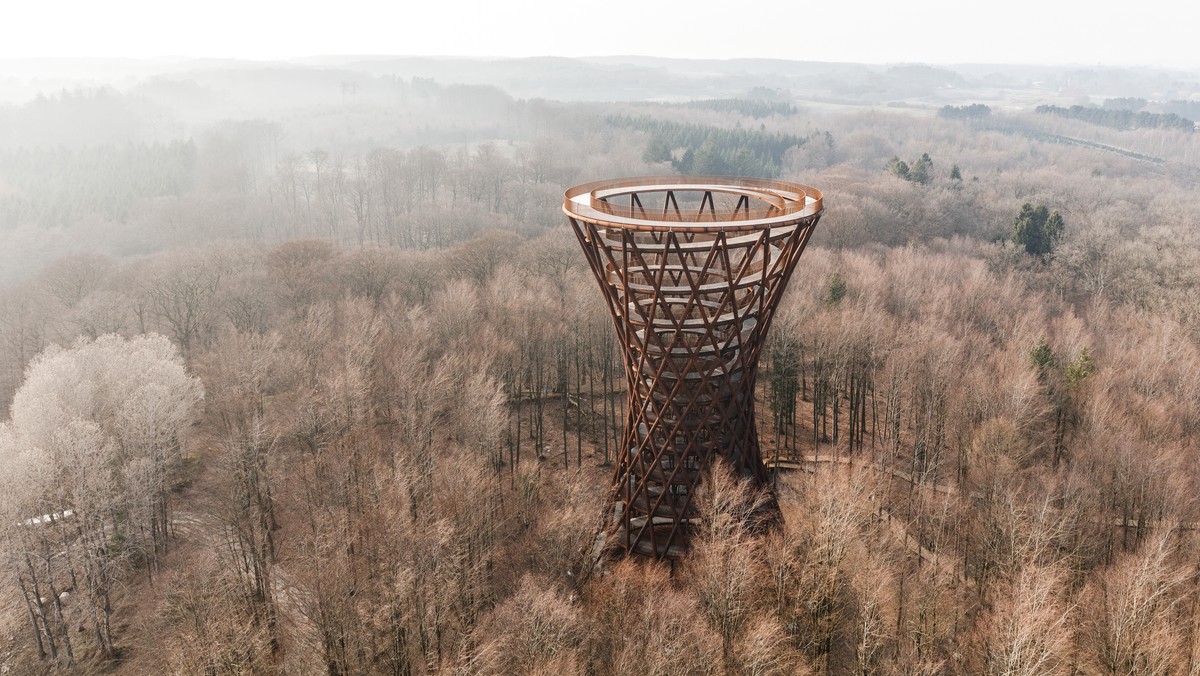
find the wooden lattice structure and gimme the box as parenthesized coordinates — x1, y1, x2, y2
(564, 177, 823, 558)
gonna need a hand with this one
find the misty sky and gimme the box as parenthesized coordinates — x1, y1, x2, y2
(3, 0, 1198, 68)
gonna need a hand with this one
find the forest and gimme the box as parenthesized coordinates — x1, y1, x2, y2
(1034, 104, 1195, 132)
(1, 56, 1200, 674)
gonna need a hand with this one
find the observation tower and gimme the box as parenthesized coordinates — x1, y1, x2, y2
(564, 177, 823, 558)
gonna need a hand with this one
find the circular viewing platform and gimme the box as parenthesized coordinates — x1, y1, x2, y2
(563, 176, 823, 233)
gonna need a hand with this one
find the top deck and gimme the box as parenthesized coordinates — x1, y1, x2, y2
(563, 176, 823, 233)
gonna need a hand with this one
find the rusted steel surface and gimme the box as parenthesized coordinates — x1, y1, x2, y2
(564, 176, 823, 559)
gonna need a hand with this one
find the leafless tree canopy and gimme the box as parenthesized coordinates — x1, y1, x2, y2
(1, 57, 1200, 674)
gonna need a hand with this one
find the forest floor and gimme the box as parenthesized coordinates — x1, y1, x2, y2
(104, 439, 228, 676)
(1, 593, 17, 674)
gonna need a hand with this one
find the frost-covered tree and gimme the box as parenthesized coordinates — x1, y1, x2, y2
(0, 333, 203, 664)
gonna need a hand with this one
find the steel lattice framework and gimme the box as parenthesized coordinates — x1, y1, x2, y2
(564, 177, 823, 558)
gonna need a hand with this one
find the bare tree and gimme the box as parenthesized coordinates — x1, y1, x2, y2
(982, 563, 1074, 676)
(1080, 531, 1189, 675)
(139, 252, 226, 353)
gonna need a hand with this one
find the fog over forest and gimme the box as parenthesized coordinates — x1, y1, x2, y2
(1, 54, 1200, 674)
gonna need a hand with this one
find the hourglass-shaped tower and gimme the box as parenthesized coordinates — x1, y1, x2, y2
(564, 177, 823, 558)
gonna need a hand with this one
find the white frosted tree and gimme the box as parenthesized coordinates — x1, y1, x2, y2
(0, 333, 203, 663)
(0, 420, 65, 664)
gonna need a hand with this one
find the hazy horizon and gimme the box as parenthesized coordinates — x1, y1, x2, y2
(3, 0, 1198, 69)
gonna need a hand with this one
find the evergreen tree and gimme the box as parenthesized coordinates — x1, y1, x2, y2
(887, 156, 910, 180)
(674, 147, 696, 174)
(824, 272, 847, 305)
(938, 103, 992, 119)
(888, 153, 935, 184)
(910, 153, 933, 185)
(643, 135, 674, 164)
(1066, 347, 1095, 387)
(1012, 203, 1065, 258)
(691, 139, 733, 175)
(1030, 337, 1057, 377)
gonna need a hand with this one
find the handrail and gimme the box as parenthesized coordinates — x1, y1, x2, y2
(564, 175, 823, 232)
